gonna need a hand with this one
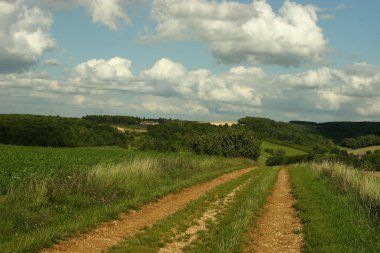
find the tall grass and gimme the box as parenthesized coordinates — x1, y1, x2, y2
(311, 161, 380, 216)
(290, 166, 380, 252)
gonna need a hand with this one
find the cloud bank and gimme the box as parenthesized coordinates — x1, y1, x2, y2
(2, 57, 380, 120)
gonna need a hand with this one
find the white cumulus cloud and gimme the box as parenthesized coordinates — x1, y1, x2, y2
(34, 0, 132, 30)
(144, 0, 327, 66)
(0, 0, 55, 73)
(86, 0, 130, 30)
(71, 57, 133, 84)
(141, 58, 186, 82)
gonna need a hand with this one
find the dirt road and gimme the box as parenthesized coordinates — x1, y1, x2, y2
(41, 167, 254, 253)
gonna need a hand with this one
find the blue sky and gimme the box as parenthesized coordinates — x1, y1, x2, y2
(1, 0, 380, 122)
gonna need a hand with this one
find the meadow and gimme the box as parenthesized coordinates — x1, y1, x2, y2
(0, 144, 253, 253)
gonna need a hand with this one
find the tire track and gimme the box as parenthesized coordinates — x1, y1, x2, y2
(244, 168, 303, 253)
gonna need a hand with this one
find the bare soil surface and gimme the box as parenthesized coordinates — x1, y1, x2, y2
(365, 171, 380, 177)
(159, 178, 251, 253)
(245, 169, 303, 253)
(41, 167, 254, 253)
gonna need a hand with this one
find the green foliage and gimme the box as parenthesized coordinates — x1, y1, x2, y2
(143, 120, 217, 152)
(192, 127, 261, 160)
(311, 147, 380, 171)
(0, 114, 131, 148)
(342, 134, 380, 149)
(139, 120, 260, 159)
(290, 166, 380, 252)
(239, 117, 332, 151)
(318, 121, 380, 141)
(83, 115, 141, 125)
(292, 121, 380, 143)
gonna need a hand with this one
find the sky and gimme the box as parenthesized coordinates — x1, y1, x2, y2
(1, 0, 380, 122)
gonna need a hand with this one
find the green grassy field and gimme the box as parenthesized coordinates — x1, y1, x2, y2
(109, 167, 279, 253)
(259, 140, 307, 164)
(0, 145, 253, 253)
(337, 145, 352, 151)
(290, 165, 380, 252)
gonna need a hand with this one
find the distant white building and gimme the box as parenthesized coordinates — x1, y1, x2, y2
(207, 121, 238, 126)
(141, 120, 158, 126)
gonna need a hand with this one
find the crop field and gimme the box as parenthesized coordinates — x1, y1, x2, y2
(348, 145, 380, 156)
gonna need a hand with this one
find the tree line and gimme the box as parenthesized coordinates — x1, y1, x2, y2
(0, 115, 261, 160)
(291, 120, 380, 144)
(0, 114, 131, 148)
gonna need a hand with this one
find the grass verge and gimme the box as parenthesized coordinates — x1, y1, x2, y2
(290, 165, 380, 252)
(107, 167, 278, 253)
(0, 145, 253, 253)
(311, 161, 380, 215)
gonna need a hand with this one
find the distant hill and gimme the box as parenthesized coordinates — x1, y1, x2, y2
(239, 117, 332, 151)
(290, 120, 380, 144)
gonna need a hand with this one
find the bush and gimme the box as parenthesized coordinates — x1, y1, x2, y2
(192, 127, 261, 160)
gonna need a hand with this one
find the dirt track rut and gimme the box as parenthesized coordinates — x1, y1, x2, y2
(245, 168, 303, 253)
(41, 167, 254, 253)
